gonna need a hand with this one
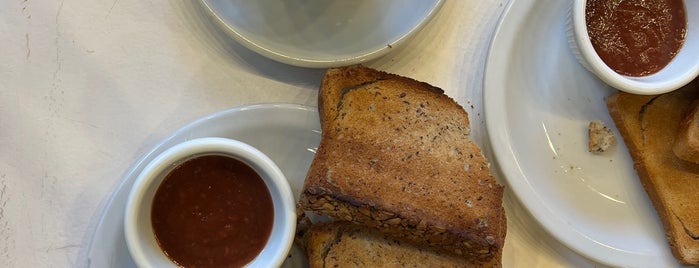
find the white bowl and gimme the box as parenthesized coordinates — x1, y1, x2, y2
(199, 0, 444, 68)
(123, 137, 296, 268)
(569, 0, 699, 95)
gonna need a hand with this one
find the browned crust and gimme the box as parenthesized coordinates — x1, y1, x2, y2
(301, 65, 506, 259)
(317, 66, 444, 130)
(304, 221, 502, 268)
(673, 100, 699, 164)
(606, 80, 699, 265)
(303, 194, 504, 258)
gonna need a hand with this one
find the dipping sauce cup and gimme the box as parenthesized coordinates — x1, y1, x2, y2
(569, 0, 699, 95)
(124, 137, 295, 268)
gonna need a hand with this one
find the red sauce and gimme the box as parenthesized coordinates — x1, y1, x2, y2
(586, 0, 686, 76)
(151, 155, 274, 268)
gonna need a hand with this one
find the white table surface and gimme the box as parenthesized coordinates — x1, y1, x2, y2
(0, 0, 605, 267)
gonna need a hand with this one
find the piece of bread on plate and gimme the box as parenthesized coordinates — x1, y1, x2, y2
(304, 221, 502, 268)
(299, 65, 506, 260)
(588, 120, 616, 153)
(606, 79, 699, 265)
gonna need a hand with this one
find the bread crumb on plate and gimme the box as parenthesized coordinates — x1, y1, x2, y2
(588, 120, 615, 153)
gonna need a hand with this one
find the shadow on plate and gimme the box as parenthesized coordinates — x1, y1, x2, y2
(170, 1, 327, 88)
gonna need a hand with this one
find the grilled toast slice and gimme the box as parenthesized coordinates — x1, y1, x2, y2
(606, 79, 699, 265)
(299, 66, 506, 260)
(304, 221, 502, 268)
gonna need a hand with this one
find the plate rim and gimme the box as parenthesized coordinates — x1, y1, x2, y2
(198, 0, 444, 68)
(482, 0, 679, 267)
(84, 103, 318, 267)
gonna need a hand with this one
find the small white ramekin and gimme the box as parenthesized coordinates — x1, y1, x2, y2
(123, 137, 296, 268)
(569, 0, 699, 95)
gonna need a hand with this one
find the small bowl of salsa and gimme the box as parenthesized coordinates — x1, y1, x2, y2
(569, 0, 699, 95)
(124, 137, 296, 268)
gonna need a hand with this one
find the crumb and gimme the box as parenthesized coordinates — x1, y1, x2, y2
(588, 120, 616, 153)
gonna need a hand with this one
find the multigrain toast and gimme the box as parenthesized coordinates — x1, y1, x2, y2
(299, 66, 506, 260)
(606, 79, 699, 265)
(304, 221, 502, 268)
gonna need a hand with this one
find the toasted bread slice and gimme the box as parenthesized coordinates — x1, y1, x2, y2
(606, 79, 699, 265)
(673, 101, 699, 164)
(299, 66, 506, 259)
(304, 221, 502, 268)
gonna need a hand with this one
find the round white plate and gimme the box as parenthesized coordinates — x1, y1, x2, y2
(484, 0, 684, 267)
(85, 103, 321, 267)
(199, 0, 444, 68)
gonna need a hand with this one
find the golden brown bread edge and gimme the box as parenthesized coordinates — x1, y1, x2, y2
(673, 101, 699, 164)
(299, 65, 506, 260)
(606, 79, 699, 265)
(304, 221, 502, 268)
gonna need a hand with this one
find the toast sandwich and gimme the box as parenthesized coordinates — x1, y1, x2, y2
(299, 66, 506, 260)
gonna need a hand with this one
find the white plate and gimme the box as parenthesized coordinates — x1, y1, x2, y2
(199, 0, 444, 68)
(85, 103, 321, 267)
(483, 0, 684, 267)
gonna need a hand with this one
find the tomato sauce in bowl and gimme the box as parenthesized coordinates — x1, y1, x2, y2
(151, 155, 274, 268)
(124, 137, 295, 268)
(585, 0, 687, 77)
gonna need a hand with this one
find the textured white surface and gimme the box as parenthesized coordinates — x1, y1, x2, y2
(0, 0, 601, 267)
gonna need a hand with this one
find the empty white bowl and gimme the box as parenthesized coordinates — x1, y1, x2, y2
(124, 137, 296, 268)
(569, 0, 699, 95)
(200, 0, 444, 68)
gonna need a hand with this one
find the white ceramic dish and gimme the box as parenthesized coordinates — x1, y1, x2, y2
(85, 104, 321, 267)
(199, 0, 444, 68)
(568, 0, 699, 95)
(484, 0, 686, 267)
(124, 137, 296, 268)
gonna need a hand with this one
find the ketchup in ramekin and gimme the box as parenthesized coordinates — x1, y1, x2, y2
(585, 0, 686, 76)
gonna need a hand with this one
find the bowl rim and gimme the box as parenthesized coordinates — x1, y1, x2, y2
(572, 0, 699, 95)
(198, 0, 445, 68)
(123, 137, 296, 268)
